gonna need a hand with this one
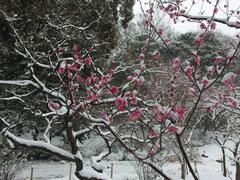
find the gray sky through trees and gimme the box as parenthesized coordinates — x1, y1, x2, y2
(133, 0, 240, 35)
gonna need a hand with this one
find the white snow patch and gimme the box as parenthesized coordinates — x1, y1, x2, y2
(79, 166, 112, 180)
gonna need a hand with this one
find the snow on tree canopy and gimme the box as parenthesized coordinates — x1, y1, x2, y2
(222, 72, 237, 85)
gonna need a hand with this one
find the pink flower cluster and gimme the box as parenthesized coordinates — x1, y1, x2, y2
(48, 101, 61, 111)
(115, 97, 128, 111)
(175, 106, 186, 121)
(128, 108, 142, 121)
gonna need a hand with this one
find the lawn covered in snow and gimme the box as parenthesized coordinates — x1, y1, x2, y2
(16, 143, 235, 180)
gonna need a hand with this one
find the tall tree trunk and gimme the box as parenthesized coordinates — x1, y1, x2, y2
(236, 162, 240, 180)
(181, 160, 186, 180)
(233, 141, 240, 180)
(221, 147, 227, 177)
(215, 137, 227, 177)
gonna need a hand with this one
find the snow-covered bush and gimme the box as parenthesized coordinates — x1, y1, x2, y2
(133, 161, 162, 180)
(0, 144, 26, 180)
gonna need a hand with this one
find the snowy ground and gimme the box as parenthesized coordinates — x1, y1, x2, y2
(17, 161, 138, 180)
(16, 143, 236, 180)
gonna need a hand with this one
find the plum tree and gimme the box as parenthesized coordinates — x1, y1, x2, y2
(0, 0, 240, 180)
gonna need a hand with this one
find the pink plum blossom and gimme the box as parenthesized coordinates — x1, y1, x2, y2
(210, 22, 216, 30)
(84, 57, 92, 66)
(48, 101, 61, 111)
(188, 87, 196, 96)
(215, 55, 223, 64)
(134, 76, 145, 86)
(148, 128, 159, 137)
(194, 55, 201, 66)
(175, 106, 186, 121)
(67, 63, 79, 72)
(58, 67, 65, 74)
(194, 35, 204, 46)
(57, 61, 66, 74)
(167, 125, 178, 134)
(128, 108, 142, 121)
(222, 72, 237, 86)
(207, 66, 215, 75)
(184, 65, 193, 77)
(130, 95, 138, 105)
(149, 143, 160, 156)
(115, 97, 128, 111)
(200, 22, 206, 29)
(139, 53, 145, 61)
(108, 86, 120, 95)
(154, 112, 163, 122)
(158, 28, 164, 36)
(152, 50, 160, 60)
(87, 93, 99, 102)
(172, 58, 181, 69)
(76, 75, 85, 83)
(202, 76, 210, 87)
(228, 97, 239, 108)
(100, 74, 111, 84)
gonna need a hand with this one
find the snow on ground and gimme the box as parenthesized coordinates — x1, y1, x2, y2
(16, 161, 138, 180)
(16, 143, 236, 180)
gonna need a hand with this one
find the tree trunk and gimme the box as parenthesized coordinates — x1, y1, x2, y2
(65, 118, 106, 180)
(236, 162, 240, 180)
(221, 147, 227, 177)
(181, 160, 186, 180)
(74, 160, 105, 180)
(176, 135, 199, 180)
(233, 141, 240, 180)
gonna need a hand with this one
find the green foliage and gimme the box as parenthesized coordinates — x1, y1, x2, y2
(175, 32, 223, 66)
(0, 0, 135, 79)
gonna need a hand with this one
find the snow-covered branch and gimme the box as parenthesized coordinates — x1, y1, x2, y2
(4, 131, 75, 161)
(181, 14, 240, 29)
